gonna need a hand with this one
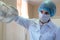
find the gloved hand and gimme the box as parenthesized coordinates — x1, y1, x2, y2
(0, 1, 18, 23)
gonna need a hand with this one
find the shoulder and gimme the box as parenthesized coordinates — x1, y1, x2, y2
(47, 21, 57, 29)
(56, 26, 60, 33)
(30, 18, 39, 24)
(50, 21, 60, 34)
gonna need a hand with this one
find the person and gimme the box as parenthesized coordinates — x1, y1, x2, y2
(0, 1, 60, 40)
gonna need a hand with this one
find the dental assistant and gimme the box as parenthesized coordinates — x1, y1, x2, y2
(0, 1, 60, 40)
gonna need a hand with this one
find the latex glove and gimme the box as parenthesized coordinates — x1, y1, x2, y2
(3, 6, 18, 23)
(0, 1, 18, 23)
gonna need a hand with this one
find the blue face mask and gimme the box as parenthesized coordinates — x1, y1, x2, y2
(39, 12, 50, 23)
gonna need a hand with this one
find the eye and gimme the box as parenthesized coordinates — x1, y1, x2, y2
(45, 12, 49, 15)
(40, 11, 43, 14)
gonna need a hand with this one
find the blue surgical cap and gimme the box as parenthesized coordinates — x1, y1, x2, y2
(38, 1, 56, 17)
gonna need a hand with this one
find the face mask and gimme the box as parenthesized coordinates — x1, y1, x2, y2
(39, 12, 50, 23)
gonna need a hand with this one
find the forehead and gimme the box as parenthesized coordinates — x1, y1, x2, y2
(40, 10, 48, 12)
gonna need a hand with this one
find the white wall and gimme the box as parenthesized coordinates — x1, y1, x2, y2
(0, 22, 3, 40)
(3, 21, 29, 40)
(52, 19, 60, 27)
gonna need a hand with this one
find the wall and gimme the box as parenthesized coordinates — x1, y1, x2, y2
(28, 3, 34, 18)
(0, 22, 3, 40)
(5, 21, 27, 40)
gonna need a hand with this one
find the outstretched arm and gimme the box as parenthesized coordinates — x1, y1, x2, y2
(15, 16, 32, 29)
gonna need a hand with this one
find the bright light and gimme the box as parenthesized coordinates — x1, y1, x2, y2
(17, 0, 21, 15)
(17, 0, 29, 18)
(21, 0, 29, 18)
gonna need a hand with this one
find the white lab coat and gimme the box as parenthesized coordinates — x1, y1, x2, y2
(15, 16, 60, 40)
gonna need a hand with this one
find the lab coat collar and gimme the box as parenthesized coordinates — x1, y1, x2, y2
(35, 19, 55, 32)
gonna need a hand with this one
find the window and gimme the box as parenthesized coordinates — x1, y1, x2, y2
(17, 0, 29, 18)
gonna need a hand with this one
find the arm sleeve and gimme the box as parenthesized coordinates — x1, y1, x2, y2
(14, 16, 32, 29)
(55, 27, 60, 40)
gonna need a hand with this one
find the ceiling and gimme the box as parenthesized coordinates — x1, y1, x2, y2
(26, 0, 60, 5)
